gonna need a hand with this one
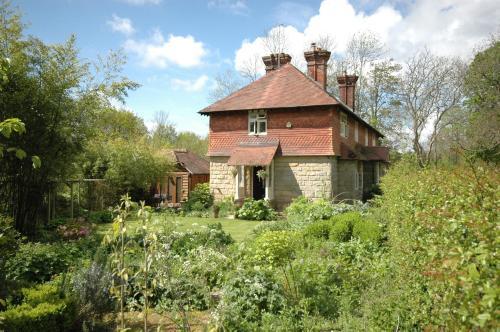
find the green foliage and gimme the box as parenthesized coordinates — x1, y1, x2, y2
(329, 218, 352, 242)
(252, 231, 298, 267)
(0, 280, 76, 332)
(183, 183, 214, 212)
(0, 214, 20, 302)
(366, 160, 499, 330)
(215, 196, 236, 218)
(352, 218, 382, 244)
(302, 220, 332, 240)
(236, 198, 277, 221)
(214, 269, 287, 331)
(285, 196, 367, 224)
(88, 210, 113, 224)
(167, 223, 234, 256)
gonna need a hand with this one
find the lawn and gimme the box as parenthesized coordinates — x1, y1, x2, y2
(97, 213, 262, 242)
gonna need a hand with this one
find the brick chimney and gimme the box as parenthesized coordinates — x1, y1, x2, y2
(304, 43, 331, 89)
(337, 74, 358, 111)
(262, 53, 292, 73)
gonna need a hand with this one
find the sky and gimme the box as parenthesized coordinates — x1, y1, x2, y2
(14, 0, 500, 135)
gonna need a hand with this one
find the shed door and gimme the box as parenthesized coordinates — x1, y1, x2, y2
(175, 177, 182, 203)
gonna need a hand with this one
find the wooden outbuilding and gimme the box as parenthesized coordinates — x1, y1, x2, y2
(154, 149, 209, 205)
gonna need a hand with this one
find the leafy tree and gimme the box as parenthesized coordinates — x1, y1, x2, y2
(150, 110, 177, 148)
(461, 38, 500, 162)
(0, 2, 138, 233)
(175, 131, 208, 156)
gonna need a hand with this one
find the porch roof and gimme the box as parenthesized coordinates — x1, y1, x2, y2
(227, 143, 278, 166)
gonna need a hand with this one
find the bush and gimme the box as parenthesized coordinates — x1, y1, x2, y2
(329, 218, 351, 242)
(236, 199, 277, 221)
(214, 269, 287, 330)
(0, 281, 76, 332)
(0, 214, 20, 303)
(303, 220, 333, 240)
(56, 221, 95, 240)
(166, 223, 234, 256)
(252, 231, 298, 267)
(352, 218, 382, 244)
(216, 197, 236, 218)
(88, 210, 113, 224)
(253, 220, 292, 236)
(183, 183, 214, 212)
(285, 196, 369, 224)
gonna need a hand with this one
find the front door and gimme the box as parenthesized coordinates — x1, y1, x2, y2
(252, 166, 265, 200)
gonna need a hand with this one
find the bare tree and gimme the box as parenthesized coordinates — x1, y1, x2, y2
(262, 24, 289, 55)
(238, 53, 261, 82)
(208, 69, 242, 102)
(397, 49, 466, 166)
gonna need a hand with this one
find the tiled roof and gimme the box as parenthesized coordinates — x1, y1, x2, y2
(228, 142, 278, 166)
(208, 129, 335, 156)
(199, 63, 384, 137)
(172, 150, 209, 174)
(199, 64, 338, 113)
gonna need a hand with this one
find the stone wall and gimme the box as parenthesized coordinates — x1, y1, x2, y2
(209, 156, 234, 201)
(273, 156, 334, 210)
(336, 160, 362, 201)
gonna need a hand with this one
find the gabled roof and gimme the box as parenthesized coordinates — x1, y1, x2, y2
(199, 63, 384, 137)
(171, 149, 209, 175)
(199, 63, 337, 113)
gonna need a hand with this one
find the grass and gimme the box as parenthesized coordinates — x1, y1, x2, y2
(96, 213, 262, 242)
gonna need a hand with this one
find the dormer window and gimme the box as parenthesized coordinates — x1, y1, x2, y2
(249, 110, 267, 135)
(340, 112, 348, 138)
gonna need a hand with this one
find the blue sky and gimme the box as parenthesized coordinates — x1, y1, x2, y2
(13, 0, 499, 134)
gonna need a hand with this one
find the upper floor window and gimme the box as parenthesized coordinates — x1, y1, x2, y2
(340, 113, 348, 138)
(249, 110, 267, 135)
(365, 127, 369, 146)
(354, 121, 359, 142)
(372, 134, 377, 146)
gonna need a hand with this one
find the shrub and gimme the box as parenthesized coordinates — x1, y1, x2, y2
(253, 220, 292, 236)
(0, 281, 76, 332)
(0, 214, 20, 303)
(236, 199, 277, 221)
(303, 220, 333, 240)
(329, 218, 351, 242)
(166, 223, 234, 256)
(216, 197, 236, 218)
(88, 210, 113, 224)
(214, 269, 287, 330)
(183, 183, 214, 212)
(56, 221, 95, 240)
(352, 218, 382, 244)
(252, 231, 298, 267)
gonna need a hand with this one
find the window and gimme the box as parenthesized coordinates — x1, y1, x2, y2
(365, 127, 369, 146)
(354, 162, 363, 190)
(340, 113, 348, 138)
(249, 110, 267, 135)
(354, 121, 359, 142)
(372, 134, 377, 146)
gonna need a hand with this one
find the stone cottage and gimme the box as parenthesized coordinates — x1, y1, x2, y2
(199, 44, 389, 210)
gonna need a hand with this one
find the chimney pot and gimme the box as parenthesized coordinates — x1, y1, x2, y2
(337, 74, 358, 111)
(262, 53, 292, 73)
(304, 44, 331, 89)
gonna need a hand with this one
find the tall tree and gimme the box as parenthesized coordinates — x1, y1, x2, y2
(175, 131, 208, 157)
(461, 38, 500, 162)
(150, 111, 177, 148)
(208, 69, 242, 102)
(397, 49, 466, 166)
(0, 2, 138, 233)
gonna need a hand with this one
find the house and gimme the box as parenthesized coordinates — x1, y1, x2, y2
(199, 44, 389, 210)
(153, 149, 209, 205)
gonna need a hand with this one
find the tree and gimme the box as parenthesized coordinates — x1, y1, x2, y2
(0, 2, 138, 233)
(397, 49, 466, 166)
(461, 38, 500, 162)
(150, 111, 177, 148)
(175, 131, 208, 157)
(208, 69, 243, 102)
(262, 24, 289, 56)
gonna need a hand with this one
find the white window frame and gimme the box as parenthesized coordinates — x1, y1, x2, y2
(365, 127, 369, 146)
(340, 113, 348, 138)
(248, 110, 267, 135)
(354, 121, 359, 142)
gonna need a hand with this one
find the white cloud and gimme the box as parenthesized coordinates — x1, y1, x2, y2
(208, 0, 249, 15)
(107, 14, 135, 36)
(235, 0, 499, 74)
(124, 30, 207, 68)
(171, 75, 209, 92)
(116, 0, 161, 5)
